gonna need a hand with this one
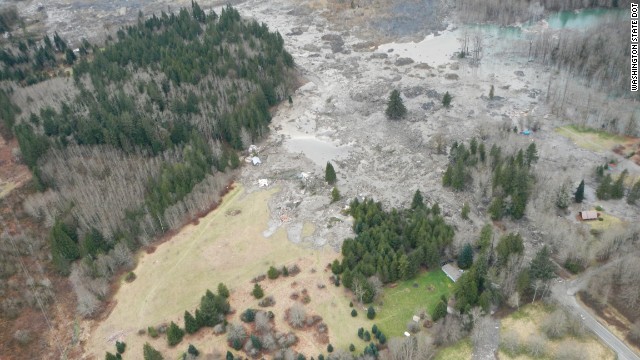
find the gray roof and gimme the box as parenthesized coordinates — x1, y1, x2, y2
(442, 263, 464, 282)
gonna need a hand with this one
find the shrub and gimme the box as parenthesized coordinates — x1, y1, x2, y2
(124, 271, 136, 282)
(349, 344, 356, 352)
(351, 309, 358, 317)
(241, 308, 256, 323)
(115, 341, 126, 354)
(258, 295, 276, 307)
(461, 203, 470, 219)
(367, 306, 376, 320)
(252, 283, 264, 299)
(148, 326, 159, 338)
(282, 266, 289, 276)
(327, 344, 334, 353)
(167, 322, 184, 346)
(267, 266, 280, 279)
(595, 205, 604, 211)
(331, 187, 341, 203)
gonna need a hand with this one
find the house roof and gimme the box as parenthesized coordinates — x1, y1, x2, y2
(442, 263, 464, 282)
(580, 211, 598, 220)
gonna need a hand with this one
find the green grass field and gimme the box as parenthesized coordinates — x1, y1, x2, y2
(375, 270, 453, 337)
(555, 125, 626, 152)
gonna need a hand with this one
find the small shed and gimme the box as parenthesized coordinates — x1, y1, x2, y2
(252, 157, 262, 166)
(579, 211, 599, 221)
(442, 263, 464, 282)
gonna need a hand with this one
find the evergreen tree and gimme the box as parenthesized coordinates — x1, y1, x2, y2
(351, 309, 358, 317)
(496, 233, 524, 267)
(65, 48, 76, 65)
(143, 343, 164, 360)
(385, 89, 407, 120)
(187, 344, 199, 357)
(442, 91, 452, 108)
(574, 180, 585, 203)
(167, 321, 185, 346)
(611, 170, 628, 199)
(218, 283, 230, 298)
(457, 243, 474, 270)
(596, 174, 613, 200)
(106, 352, 118, 360)
(184, 311, 199, 334)
(555, 183, 570, 209)
(267, 266, 280, 279)
(349, 344, 356, 352)
(331, 187, 341, 203)
(477, 224, 492, 253)
(411, 190, 424, 209)
(529, 246, 555, 282)
(489, 85, 495, 99)
(327, 344, 334, 353)
(628, 179, 640, 205)
(358, 327, 364, 338)
(331, 259, 343, 275)
(226, 351, 234, 360)
(488, 196, 503, 220)
(432, 300, 447, 322)
(115, 341, 126, 354)
(367, 306, 376, 320)
(525, 143, 538, 166)
(325, 162, 337, 185)
(252, 283, 264, 299)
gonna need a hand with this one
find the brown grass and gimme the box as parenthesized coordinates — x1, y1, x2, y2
(85, 185, 368, 359)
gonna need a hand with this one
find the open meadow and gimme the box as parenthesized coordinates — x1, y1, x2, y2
(86, 185, 373, 358)
(375, 270, 452, 337)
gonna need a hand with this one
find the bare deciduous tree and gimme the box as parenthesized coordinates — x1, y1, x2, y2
(287, 304, 307, 328)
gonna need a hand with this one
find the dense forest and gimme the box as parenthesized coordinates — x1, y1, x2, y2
(3, 2, 295, 316)
(335, 193, 455, 303)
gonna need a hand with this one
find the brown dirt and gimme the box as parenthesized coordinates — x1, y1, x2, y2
(0, 137, 30, 199)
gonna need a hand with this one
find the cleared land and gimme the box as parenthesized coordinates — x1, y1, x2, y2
(86, 185, 370, 358)
(375, 270, 452, 337)
(555, 125, 628, 153)
(499, 303, 615, 360)
(434, 338, 473, 360)
(588, 211, 623, 231)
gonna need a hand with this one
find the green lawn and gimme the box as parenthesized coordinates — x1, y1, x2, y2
(375, 270, 453, 337)
(555, 125, 626, 152)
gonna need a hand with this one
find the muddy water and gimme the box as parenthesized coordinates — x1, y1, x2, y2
(284, 136, 350, 166)
(375, 8, 626, 68)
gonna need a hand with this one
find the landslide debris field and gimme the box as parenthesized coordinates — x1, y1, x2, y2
(3, 0, 640, 359)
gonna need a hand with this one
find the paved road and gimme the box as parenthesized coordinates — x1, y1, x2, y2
(551, 278, 640, 360)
